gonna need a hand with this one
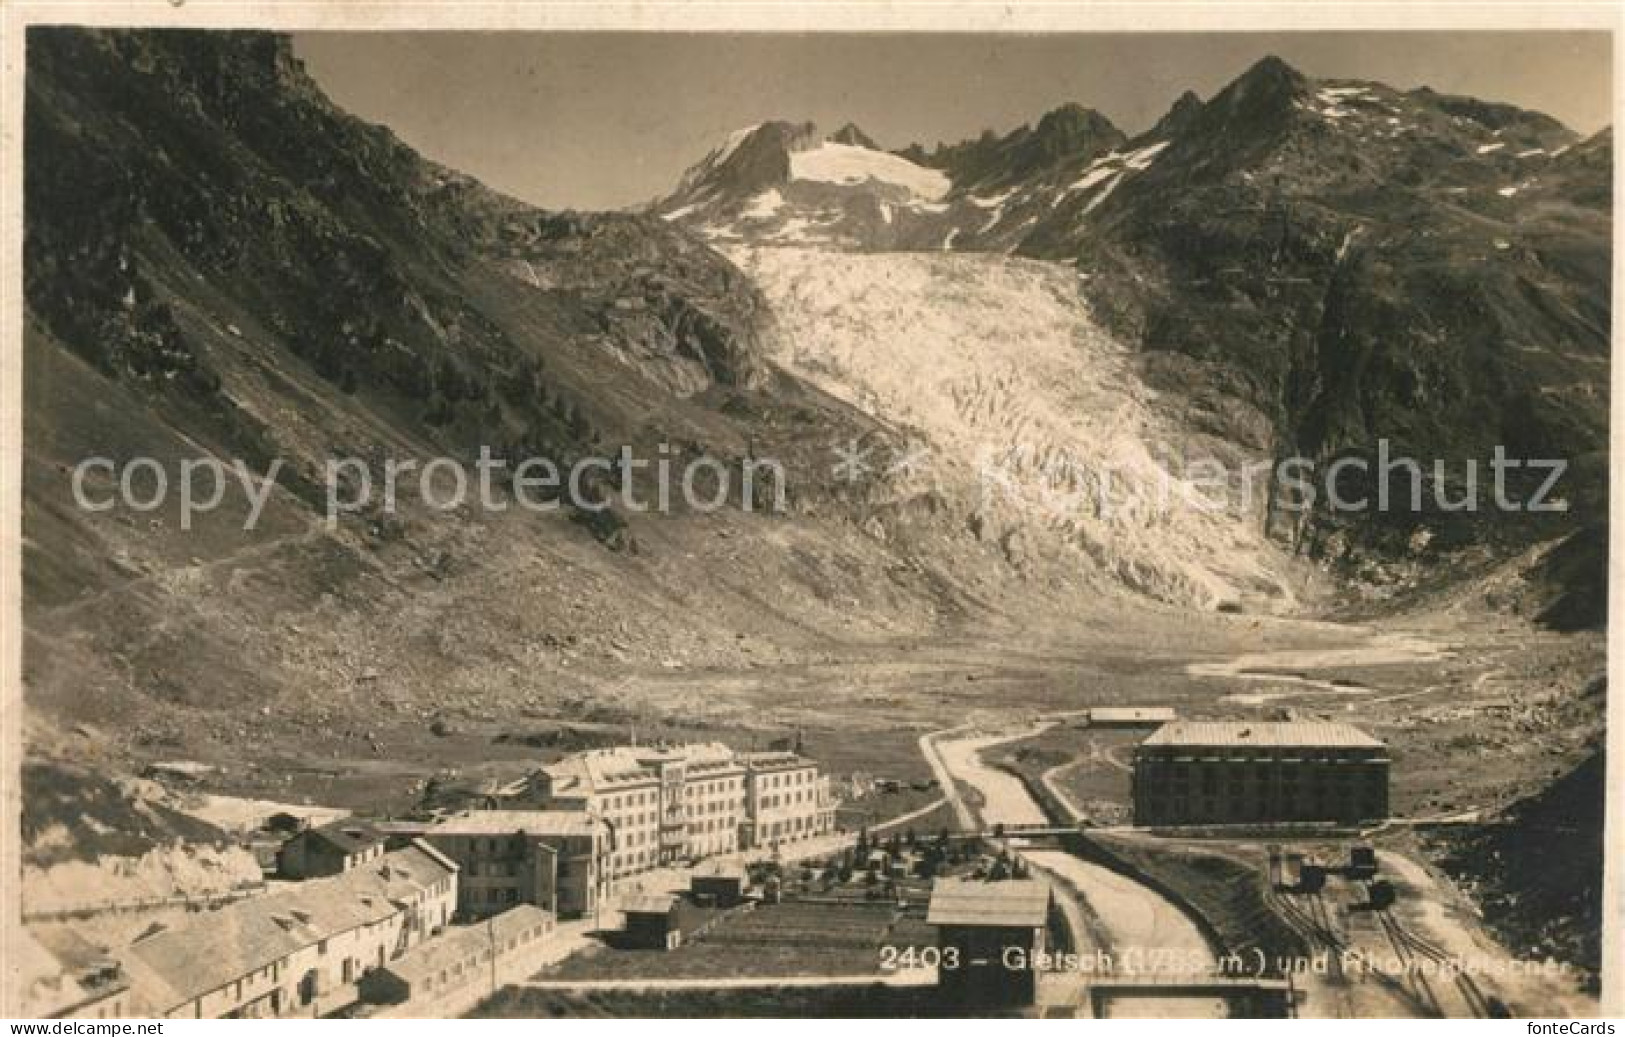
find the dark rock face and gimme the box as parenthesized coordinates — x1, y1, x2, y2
(667, 120, 820, 204)
(1148, 90, 1204, 140)
(901, 102, 1127, 190)
(21, 26, 901, 633)
(1017, 57, 1610, 590)
(830, 122, 880, 149)
(24, 26, 775, 475)
(1429, 749, 1606, 981)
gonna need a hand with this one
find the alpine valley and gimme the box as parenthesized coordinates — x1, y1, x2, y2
(19, 29, 1610, 1009)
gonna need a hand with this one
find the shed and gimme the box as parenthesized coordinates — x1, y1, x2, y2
(620, 894, 682, 950)
(690, 863, 748, 907)
(927, 878, 1052, 1006)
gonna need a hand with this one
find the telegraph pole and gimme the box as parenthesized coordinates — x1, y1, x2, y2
(487, 914, 496, 996)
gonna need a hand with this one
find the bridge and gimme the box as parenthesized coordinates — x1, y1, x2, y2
(1037, 971, 1296, 1018)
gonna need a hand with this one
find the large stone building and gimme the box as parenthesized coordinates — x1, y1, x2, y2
(122, 841, 457, 1019)
(416, 810, 608, 921)
(1131, 721, 1390, 827)
(739, 750, 837, 850)
(528, 743, 835, 878)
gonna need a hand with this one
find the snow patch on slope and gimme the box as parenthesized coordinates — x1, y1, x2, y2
(1067, 141, 1169, 205)
(741, 189, 785, 221)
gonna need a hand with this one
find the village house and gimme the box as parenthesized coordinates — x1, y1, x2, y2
(276, 820, 387, 879)
(18, 928, 132, 1019)
(122, 840, 456, 1019)
(689, 861, 749, 907)
(619, 894, 684, 950)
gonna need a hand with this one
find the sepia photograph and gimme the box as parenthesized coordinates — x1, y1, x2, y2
(3, 2, 1617, 1023)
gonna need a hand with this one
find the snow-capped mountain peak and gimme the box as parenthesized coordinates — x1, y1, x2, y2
(654, 120, 963, 248)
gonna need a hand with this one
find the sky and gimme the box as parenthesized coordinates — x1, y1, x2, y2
(293, 31, 1612, 212)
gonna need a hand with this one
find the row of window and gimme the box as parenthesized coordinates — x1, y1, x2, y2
(757, 769, 815, 790)
(468, 885, 522, 906)
(684, 777, 744, 798)
(468, 860, 525, 878)
(686, 816, 733, 834)
(1143, 773, 1385, 793)
(1143, 792, 1386, 816)
(596, 769, 817, 813)
(1139, 753, 1386, 765)
(758, 787, 817, 809)
(602, 775, 747, 812)
(413, 923, 551, 996)
(755, 813, 828, 841)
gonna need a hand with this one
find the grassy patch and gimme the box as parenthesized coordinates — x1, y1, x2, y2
(471, 983, 978, 1018)
(541, 899, 930, 982)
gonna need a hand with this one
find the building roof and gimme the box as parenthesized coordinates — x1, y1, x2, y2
(620, 894, 679, 915)
(292, 819, 383, 857)
(926, 878, 1051, 928)
(125, 842, 455, 1010)
(738, 750, 817, 772)
(429, 810, 603, 837)
(1140, 721, 1385, 750)
(538, 743, 749, 796)
(20, 928, 127, 1018)
(375, 906, 554, 986)
(1088, 707, 1177, 723)
(691, 861, 746, 883)
(368, 819, 436, 837)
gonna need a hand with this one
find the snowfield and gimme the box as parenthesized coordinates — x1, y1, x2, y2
(730, 247, 1299, 608)
(790, 141, 951, 200)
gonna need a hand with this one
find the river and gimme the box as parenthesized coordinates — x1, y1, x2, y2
(931, 728, 1227, 1018)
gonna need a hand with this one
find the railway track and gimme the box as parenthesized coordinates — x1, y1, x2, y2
(1260, 884, 1358, 1019)
(1373, 907, 1493, 1018)
(1259, 863, 1501, 1019)
(1263, 881, 1475, 1019)
(1266, 884, 1345, 956)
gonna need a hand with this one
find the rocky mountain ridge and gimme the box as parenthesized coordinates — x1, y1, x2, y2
(659, 57, 1610, 611)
